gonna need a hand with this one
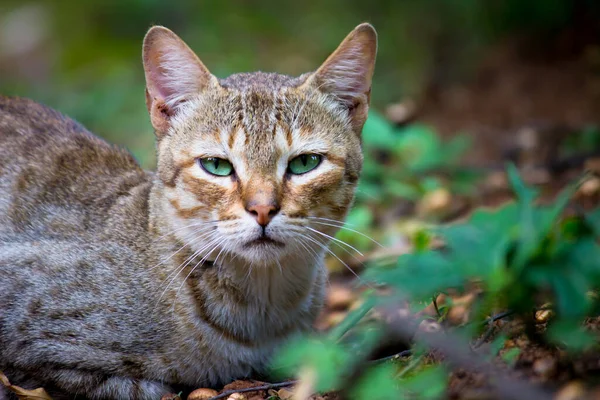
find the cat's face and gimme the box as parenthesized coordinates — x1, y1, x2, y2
(143, 25, 376, 265)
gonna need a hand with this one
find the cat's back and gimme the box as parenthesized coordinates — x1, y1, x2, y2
(0, 95, 152, 239)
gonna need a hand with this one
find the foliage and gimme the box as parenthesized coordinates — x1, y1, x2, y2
(359, 112, 477, 204)
(336, 111, 479, 254)
(273, 166, 600, 398)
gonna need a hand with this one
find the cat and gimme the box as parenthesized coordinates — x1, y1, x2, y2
(0, 23, 376, 399)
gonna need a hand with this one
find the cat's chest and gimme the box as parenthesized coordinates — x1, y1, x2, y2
(158, 273, 322, 386)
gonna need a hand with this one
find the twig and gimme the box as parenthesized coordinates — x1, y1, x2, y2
(472, 310, 514, 348)
(485, 310, 514, 324)
(433, 295, 441, 318)
(369, 349, 412, 364)
(207, 380, 298, 400)
(473, 324, 497, 349)
(382, 308, 552, 400)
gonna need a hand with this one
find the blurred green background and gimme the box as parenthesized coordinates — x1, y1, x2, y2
(2, 0, 597, 168)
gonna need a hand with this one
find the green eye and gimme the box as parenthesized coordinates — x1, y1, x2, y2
(288, 154, 322, 175)
(199, 157, 234, 176)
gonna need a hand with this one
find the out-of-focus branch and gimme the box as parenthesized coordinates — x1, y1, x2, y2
(382, 307, 552, 400)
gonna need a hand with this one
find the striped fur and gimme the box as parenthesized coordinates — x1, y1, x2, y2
(0, 24, 376, 399)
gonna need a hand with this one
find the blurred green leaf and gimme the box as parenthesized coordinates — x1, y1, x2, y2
(400, 365, 447, 399)
(501, 348, 521, 366)
(547, 319, 596, 351)
(351, 364, 401, 400)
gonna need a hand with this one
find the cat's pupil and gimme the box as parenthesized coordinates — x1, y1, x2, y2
(300, 154, 307, 166)
(214, 158, 220, 169)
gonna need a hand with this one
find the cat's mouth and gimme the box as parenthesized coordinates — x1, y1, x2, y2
(244, 236, 284, 248)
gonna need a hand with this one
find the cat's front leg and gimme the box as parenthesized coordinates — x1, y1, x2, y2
(42, 370, 173, 400)
(88, 376, 172, 400)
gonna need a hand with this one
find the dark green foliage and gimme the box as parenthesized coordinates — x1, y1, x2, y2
(274, 166, 600, 398)
(358, 112, 477, 204)
(367, 165, 599, 347)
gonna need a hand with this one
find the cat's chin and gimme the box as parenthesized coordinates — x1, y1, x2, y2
(243, 236, 285, 248)
(231, 237, 293, 266)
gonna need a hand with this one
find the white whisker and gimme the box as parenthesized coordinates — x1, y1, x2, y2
(307, 219, 384, 248)
(306, 226, 364, 256)
(297, 231, 372, 288)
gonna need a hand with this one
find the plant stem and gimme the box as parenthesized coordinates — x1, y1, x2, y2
(397, 354, 425, 379)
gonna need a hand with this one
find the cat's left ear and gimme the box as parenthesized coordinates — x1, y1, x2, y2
(143, 26, 215, 137)
(312, 23, 377, 132)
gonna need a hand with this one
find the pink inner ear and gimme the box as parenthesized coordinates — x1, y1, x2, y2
(143, 32, 212, 111)
(315, 28, 376, 108)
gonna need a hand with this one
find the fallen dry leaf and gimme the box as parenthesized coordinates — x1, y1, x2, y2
(0, 371, 53, 400)
(274, 388, 295, 400)
(161, 394, 182, 400)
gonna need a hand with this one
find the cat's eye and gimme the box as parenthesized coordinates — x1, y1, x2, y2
(199, 157, 234, 176)
(288, 154, 322, 175)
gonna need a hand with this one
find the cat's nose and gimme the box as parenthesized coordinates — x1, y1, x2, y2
(246, 203, 280, 227)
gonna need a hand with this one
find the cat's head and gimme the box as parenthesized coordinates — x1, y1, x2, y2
(143, 24, 376, 265)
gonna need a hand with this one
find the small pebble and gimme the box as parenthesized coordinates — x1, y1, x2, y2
(578, 177, 600, 197)
(188, 388, 218, 400)
(418, 319, 442, 333)
(535, 309, 554, 323)
(555, 381, 586, 400)
(417, 188, 452, 217)
(533, 357, 557, 379)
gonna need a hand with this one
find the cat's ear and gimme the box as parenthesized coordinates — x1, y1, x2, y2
(312, 23, 377, 131)
(143, 26, 215, 137)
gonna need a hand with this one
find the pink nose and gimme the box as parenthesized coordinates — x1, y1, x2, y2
(246, 204, 280, 227)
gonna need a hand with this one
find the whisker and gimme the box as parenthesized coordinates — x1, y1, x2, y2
(147, 227, 217, 272)
(297, 231, 373, 288)
(154, 235, 223, 308)
(305, 230, 366, 271)
(306, 227, 364, 256)
(155, 220, 218, 241)
(307, 219, 384, 248)
(173, 237, 227, 303)
(306, 216, 358, 227)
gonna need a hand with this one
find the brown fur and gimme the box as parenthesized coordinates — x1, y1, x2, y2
(0, 23, 376, 399)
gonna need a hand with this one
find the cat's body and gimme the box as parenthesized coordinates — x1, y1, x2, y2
(0, 24, 376, 399)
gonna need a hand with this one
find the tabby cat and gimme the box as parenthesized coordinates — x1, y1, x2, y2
(0, 23, 377, 399)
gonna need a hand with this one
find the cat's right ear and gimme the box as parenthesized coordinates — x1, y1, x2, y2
(143, 26, 214, 137)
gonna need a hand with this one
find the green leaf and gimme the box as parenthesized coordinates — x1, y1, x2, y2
(386, 181, 422, 200)
(397, 128, 442, 172)
(412, 230, 431, 252)
(362, 111, 397, 149)
(550, 269, 590, 318)
(271, 337, 350, 392)
(328, 295, 377, 342)
(489, 334, 507, 360)
(351, 363, 401, 400)
(365, 251, 464, 301)
(547, 319, 596, 352)
(585, 209, 600, 238)
(400, 365, 448, 399)
(501, 348, 521, 366)
(506, 163, 538, 202)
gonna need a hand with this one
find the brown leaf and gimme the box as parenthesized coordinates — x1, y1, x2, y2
(276, 388, 295, 400)
(0, 371, 53, 400)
